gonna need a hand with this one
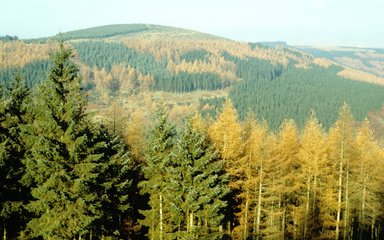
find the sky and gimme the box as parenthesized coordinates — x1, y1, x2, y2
(1, 0, 383, 47)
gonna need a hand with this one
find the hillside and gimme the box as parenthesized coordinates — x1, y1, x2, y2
(2, 42, 384, 240)
(1, 24, 384, 131)
(298, 46, 384, 83)
(26, 24, 222, 42)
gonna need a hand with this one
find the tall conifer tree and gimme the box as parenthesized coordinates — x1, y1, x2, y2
(171, 117, 229, 239)
(323, 103, 355, 240)
(352, 120, 384, 239)
(208, 99, 243, 237)
(139, 107, 177, 240)
(21, 43, 132, 239)
(85, 125, 134, 239)
(0, 74, 31, 239)
(297, 112, 328, 239)
(275, 120, 301, 239)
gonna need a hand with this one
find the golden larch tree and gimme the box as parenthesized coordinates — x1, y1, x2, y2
(325, 103, 355, 240)
(272, 119, 301, 239)
(124, 108, 150, 162)
(351, 119, 384, 239)
(231, 115, 269, 240)
(208, 99, 243, 166)
(208, 99, 243, 236)
(298, 112, 328, 239)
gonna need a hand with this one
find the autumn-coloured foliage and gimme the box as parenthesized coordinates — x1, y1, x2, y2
(0, 40, 56, 68)
(1, 25, 384, 239)
(1, 46, 384, 238)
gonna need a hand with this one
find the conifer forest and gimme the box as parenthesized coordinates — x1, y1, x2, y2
(1, 27, 384, 239)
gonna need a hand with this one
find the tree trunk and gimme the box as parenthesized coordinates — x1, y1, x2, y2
(282, 207, 286, 239)
(255, 164, 263, 240)
(151, 212, 155, 240)
(343, 170, 350, 240)
(270, 199, 274, 233)
(312, 172, 318, 231)
(186, 210, 190, 233)
(359, 176, 367, 240)
(293, 208, 298, 240)
(278, 197, 283, 239)
(243, 153, 252, 240)
(159, 193, 164, 240)
(3, 224, 6, 240)
(270, 178, 275, 236)
(370, 218, 375, 240)
(304, 176, 311, 239)
(243, 189, 249, 240)
(190, 213, 194, 239)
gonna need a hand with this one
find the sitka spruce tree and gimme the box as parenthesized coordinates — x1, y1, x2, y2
(139, 107, 177, 240)
(88, 125, 134, 239)
(140, 109, 229, 240)
(20, 43, 132, 239)
(171, 117, 229, 239)
(0, 74, 31, 240)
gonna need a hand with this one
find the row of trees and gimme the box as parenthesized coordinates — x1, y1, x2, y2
(0, 36, 18, 42)
(124, 97, 384, 239)
(225, 55, 384, 129)
(0, 60, 50, 90)
(0, 40, 54, 68)
(0, 44, 231, 239)
(3, 39, 384, 129)
(119, 36, 300, 67)
(154, 72, 227, 93)
(73, 41, 166, 75)
(52, 24, 150, 41)
(139, 109, 229, 239)
(0, 44, 136, 239)
(74, 41, 231, 93)
(1, 44, 384, 239)
(202, 100, 384, 239)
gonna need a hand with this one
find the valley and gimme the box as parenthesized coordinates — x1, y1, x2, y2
(1, 24, 384, 132)
(1, 24, 384, 239)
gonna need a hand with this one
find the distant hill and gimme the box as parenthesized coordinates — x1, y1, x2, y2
(298, 46, 384, 79)
(1, 24, 384, 131)
(54, 24, 151, 40)
(26, 24, 222, 42)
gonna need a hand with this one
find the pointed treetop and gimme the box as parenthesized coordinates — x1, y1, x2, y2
(330, 102, 355, 137)
(217, 99, 238, 122)
(190, 112, 207, 134)
(5, 73, 29, 117)
(208, 98, 243, 162)
(305, 110, 322, 130)
(337, 102, 354, 124)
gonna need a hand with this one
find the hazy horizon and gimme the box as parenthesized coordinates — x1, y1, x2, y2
(2, 0, 383, 48)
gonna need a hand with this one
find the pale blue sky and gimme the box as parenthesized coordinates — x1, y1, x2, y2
(1, 0, 383, 47)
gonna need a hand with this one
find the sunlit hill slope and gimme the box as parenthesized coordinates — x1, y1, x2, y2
(1, 24, 384, 131)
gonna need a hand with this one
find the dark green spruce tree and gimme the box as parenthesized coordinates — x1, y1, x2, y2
(20, 43, 133, 239)
(139, 107, 177, 240)
(0, 84, 6, 240)
(88, 125, 134, 239)
(170, 117, 229, 239)
(0, 74, 31, 240)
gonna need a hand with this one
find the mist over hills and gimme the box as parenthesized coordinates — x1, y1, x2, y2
(1, 24, 384, 131)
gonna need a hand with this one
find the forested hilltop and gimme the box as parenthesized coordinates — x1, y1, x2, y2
(1, 24, 384, 133)
(1, 43, 384, 239)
